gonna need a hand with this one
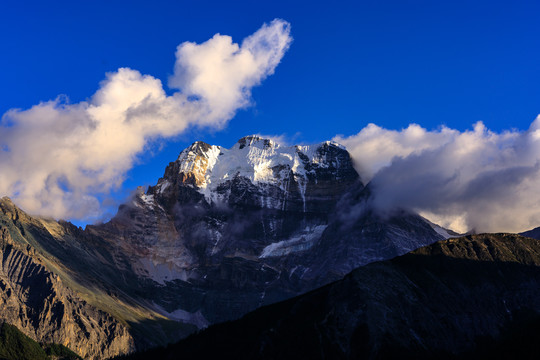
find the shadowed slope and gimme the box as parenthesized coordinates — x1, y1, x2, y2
(521, 226, 540, 240)
(117, 234, 540, 359)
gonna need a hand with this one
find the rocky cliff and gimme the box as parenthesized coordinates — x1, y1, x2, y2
(0, 222, 134, 359)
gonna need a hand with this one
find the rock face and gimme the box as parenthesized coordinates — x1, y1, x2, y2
(86, 136, 367, 323)
(84, 136, 444, 327)
(0, 225, 134, 359)
(0, 135, 446, 356)
(130, 233, 540, 359)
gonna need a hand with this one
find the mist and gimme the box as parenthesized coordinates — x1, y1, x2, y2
(335, 118, 540, 233)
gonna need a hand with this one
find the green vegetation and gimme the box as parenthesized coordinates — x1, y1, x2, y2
(0, 323, 81, 360)
(0, 323, 48, 360)
(43, 343, 82, 360)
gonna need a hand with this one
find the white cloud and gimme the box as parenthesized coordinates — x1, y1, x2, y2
(335, 118, 540, 233)
(170, 19, 292, 127)
(0, 19, 292, 220)
(334, 123, 459, 182)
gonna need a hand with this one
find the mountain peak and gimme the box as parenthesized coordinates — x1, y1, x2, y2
(149, 135, 360, 213)
(173, 141, 222, 188)
(236, 135, 276, 150)
(319, 140, 346, 150)
(177, 141, 215, 158)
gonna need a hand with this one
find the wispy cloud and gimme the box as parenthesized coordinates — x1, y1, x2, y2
(335, 118, 540, 233)
(0, 19, 292, 220)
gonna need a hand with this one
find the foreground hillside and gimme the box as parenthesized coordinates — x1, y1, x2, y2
(118, 233, 540, 359)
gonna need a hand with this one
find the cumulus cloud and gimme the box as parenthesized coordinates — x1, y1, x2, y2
(335, 118, 540, 233)
(0, 19, 292, 220)
(170, 20, 291, 125)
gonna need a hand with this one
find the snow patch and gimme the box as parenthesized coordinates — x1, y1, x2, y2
(140, 194, 154, 205)
(260, 225, 327, 258)
(138, 257, 191, 285)
(152, 303, 209, 329)
(432, 225, 460, 239)
(425, 219, 461, 239)
(158, 180, 170, 194)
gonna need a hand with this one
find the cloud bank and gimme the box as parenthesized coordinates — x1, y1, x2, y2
(0, 19, 292, 220)
(335, 118, 540, 233)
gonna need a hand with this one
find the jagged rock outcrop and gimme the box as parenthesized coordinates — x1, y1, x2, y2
(0, 225, 134, 359)
(124, 233, 540, 359)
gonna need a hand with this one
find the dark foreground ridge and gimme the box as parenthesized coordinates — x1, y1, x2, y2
(115, 233, 540, 360)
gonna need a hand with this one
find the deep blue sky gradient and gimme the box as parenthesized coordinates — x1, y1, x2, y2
(1, 0, 539, 223)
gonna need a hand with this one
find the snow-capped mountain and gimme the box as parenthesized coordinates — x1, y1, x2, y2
(0, 135, 447, 356)
(84, 136, 444, 323)
(150, 135, 358, 213)
(88, 136, 362, 298)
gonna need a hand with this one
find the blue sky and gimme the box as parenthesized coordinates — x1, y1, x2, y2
(1, 0, 540, 228)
